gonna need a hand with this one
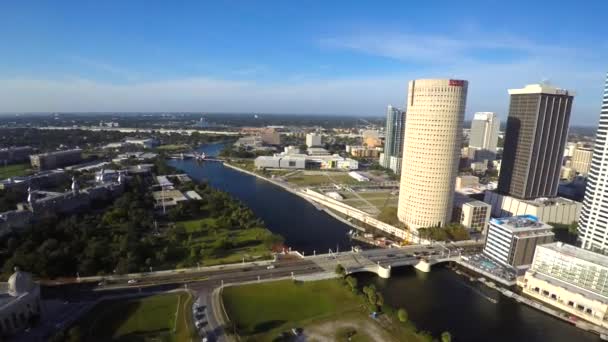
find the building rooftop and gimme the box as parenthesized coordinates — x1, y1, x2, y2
(539, 242, 608, 267)
(491, 215, 552, 232)
(31, 148, 82, 157)
(508, 83, 575, 96)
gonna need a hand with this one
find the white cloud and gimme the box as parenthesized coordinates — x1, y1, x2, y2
(0, 31, 605, 125)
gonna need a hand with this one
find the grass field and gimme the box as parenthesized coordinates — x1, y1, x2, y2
(222, 279, 427, 341)
(176, 218, 273, 266)
(74, 292, 196, 342)
(223, 279, 363, 338)
(285, 173, 360, 186)
(0, 163, 31, 179)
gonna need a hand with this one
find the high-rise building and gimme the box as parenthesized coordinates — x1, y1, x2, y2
(306, 133, 322, 148)
(397, 79, 468, 230)
(380, 105, 406, 173)
(571, 145, 593, 176)
(483, 215, 554, 268)
(469, 112, 500, 161)
(579, 74, 608, 252)
(498, 84, 574, 199)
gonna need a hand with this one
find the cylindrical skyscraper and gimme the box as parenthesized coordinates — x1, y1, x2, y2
(398, 79, 468, 230)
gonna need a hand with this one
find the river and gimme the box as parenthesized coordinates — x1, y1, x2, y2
(169, 143, 599, 342)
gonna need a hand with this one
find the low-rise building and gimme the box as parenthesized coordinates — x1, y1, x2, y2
(349, 146, 381, 158)
(484, 191, 581, 225)
(125, 138, 159, 149)
(234, 136, 263, 149)
(0, 146, 33, 164)
(30, 149, 82, 170)
(456, 175, 480, 190)
(260, 128, 281, 145)
(521, 242, 608, 328)
(0, 170, 67, 193)
(307, 147, 331, 156)
(0, 268, 41, 336)
(153, 189, 189, 209)
(348, 171, 369, 182)
(483, 215, 554, 268)
(254, 153, 357, 170)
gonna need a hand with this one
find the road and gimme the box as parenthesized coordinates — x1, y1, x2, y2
(32, 242, 483, 341)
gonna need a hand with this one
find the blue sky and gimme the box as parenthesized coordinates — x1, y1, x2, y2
(1, 1, 607, 124)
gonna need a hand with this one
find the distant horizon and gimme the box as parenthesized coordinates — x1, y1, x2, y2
(1, 1, 607, 125)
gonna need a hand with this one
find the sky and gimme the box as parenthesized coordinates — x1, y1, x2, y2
(1, 0, 607, 124)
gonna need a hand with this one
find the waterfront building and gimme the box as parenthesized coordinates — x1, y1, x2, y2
(580, 74, 608, 253)
(0, 268, 41, 336)
(469, 112, 500, 161)
(306, 133, 322, 148)
(483, 215, 554, 268)
(484, 191, 581, 225)
(521, 242, 608, 328)
(498, 84, 574, 199)
(571, 145, 593, 176)
(0, 146, 33, 165)
(380, 105, 406, 173)
(397, 79, 468, 230)
(29, 149, 82, 170)
(254, 153, 358, 170)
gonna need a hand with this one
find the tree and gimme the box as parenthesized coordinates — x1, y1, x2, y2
(441, 331, 452, 342)
(66, 326, 82, 342)
(397, 308, 408, 323)
(335, 264, 346, 277)
(345, 276, 358, 292)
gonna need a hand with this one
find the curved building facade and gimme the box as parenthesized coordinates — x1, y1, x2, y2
(398, 79, 468, 230)
(579, 73, 608, 252)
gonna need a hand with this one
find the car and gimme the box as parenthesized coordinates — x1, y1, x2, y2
(387, 254, 395, 257)
(266, 265, 276, 270)
(127, 279, 138, 284)
(405, 254, 413, 258)
(97, 281, 105, 287)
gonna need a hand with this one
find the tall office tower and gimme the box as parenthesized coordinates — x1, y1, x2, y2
(469, 112, 500, 160)
(497, 84, 574, 199)
(380, 105, 406, 172)
(397, 79, 468, 230)
(579, 74, 608, 252)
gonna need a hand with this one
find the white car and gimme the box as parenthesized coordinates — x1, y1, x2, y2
(127, 279, 138, 284)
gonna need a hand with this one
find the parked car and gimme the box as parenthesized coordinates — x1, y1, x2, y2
(127, 279, 138, 284)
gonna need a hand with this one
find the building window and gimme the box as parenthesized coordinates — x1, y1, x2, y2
(577, 304, 585, 311)
(542, 290, 550, 296)
(567, 301, 574, 307)
(550, 294, 557, 300)
(586, 308, 593, 315)
(533, 287, 540, 293)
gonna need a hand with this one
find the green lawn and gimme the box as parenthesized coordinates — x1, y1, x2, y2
(0, 163, 31, 179)
(286, 173, 360, 186)
(156, 144, 190, 151)
(176, 218, 274, 266)
(222, 279, 429, 341)
(74, 292, 196, 342)
(223, 279, 362, 337)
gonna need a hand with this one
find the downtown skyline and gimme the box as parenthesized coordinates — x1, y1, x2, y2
(1, 1, 607, 124)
